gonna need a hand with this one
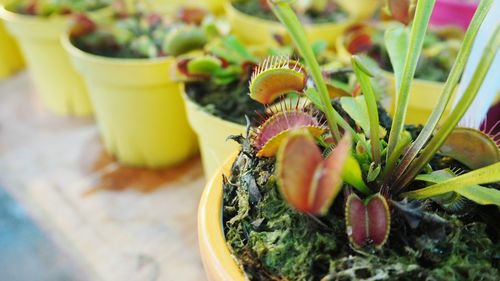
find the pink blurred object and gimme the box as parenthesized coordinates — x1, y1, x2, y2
(430, 0, 478, 31)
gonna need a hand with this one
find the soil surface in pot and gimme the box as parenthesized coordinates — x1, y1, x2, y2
(223, 103, 499, 281)
(232, 0, 348, 24)
(185, 78, 264, 125)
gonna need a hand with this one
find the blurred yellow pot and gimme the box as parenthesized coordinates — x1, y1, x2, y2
(0, 12, 23, 79)
(335, 32, 452, 125)
(147, 0, 223, 14)
(225, 0, 378, 46)
(198, 153, 245, 281)
(63, 35, 198, 168)
(0, 5, 92, 116)
(182, 92, 245, 179)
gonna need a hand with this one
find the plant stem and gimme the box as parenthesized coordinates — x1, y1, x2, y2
(395, 24, 500, 191)
(384, 0, 436, 166)
(270, 1, 357, 142)
(352, 56, 381, 165)
(386, 0, 494, 186)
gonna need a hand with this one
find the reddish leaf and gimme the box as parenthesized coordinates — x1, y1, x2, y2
(70, 14, 97, 37)
(345, 193, 367, 248)
(253, 109, 326, 157)
(177, 7, 207, 25)
(367, 194, 391, 247)
(311, 133, 352, 213)
(249, 57, 306, 104)
(346, 193, 390, 248)
(277, 131, 323, 213)
(385, 0, 417, 25)
(276, 131, 350, 215)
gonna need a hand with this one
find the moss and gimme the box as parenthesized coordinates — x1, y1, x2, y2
(223, 136, 499, 281)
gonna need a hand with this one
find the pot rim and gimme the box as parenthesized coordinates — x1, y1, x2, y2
(181, 84, 249, 131)
(224, 0, 357, 29)
(198, 152, 246, 281)
(60, 32, 175, 66)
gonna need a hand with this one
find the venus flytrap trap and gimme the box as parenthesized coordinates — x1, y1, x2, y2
(222, 0, 500, 278)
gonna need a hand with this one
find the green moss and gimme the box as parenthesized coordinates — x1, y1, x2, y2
(223, 137, 499, 281)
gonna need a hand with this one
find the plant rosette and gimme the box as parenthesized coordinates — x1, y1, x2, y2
(226, 0, 378, 46)
(178, 35, 365, 178)
(61, 6, 218, 168)
(336, 21, 464, 124)
(199, 0, 500, 280)
(0, 0, 112, 115)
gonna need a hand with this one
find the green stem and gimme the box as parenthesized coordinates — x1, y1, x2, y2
(270, 1, 353, 142)
(386, 0, 493, 187)
(352, 56, 381, 165)
(385, 0, 436, 166)
(395, 24, 500, 192)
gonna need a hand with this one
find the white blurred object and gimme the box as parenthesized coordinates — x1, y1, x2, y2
(454, 0, 500, 129)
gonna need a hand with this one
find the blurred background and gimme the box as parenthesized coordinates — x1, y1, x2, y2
(0, 0, 497, 281)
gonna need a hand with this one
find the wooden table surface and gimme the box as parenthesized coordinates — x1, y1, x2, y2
(0, 72, 208, 281)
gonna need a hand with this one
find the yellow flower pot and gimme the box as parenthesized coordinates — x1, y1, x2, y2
(335, 32, 452, 125)
(62, 35, 198, 168)
(182, 92, 245, 179)
(198, 153, 245, 281)
(0, 16, 24, 78)
(0, 5, 92, 116)
(225, 0, 378, 46)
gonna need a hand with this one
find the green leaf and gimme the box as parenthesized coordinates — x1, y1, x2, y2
(384, 24, 408, 92)
(221, 35, 255, 61)
(385, 0, 436, 165)
(186, 56, 223, 76)
(304, 88, 324, 111)
(388, 0, 494, 189)
(343, 155, 371, 195)
(403, 163, 500, 206)
(351, 55, 383, 165)
(340, 96, 371, 136)
(396, 21, 500, 190)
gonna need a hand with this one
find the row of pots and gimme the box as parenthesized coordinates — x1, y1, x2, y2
(0, 0, 379, 173)
(0, 0, 475, 175)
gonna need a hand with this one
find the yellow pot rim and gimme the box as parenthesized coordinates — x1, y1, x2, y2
(198, 152, 245, 281)
(0, 4, 66, 23)
(224, 1, 357, 30)
(181, 85, 248, 131)
(61, 32, 175, 66)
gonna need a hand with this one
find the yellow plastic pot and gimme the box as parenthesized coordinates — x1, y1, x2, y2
(182, 92, 245, 179)
(225, 0, 378, 46)
(335, 32, 452, 125)
(198, 153, 245, 281)
(0, 3, 24, 80)
(0, 5, 92, 116)
(62, 35, 198, 168)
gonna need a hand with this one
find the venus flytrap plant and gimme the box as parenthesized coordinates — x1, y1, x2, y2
(241, 0, 500, 253)
(222, 1, 500, 277)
